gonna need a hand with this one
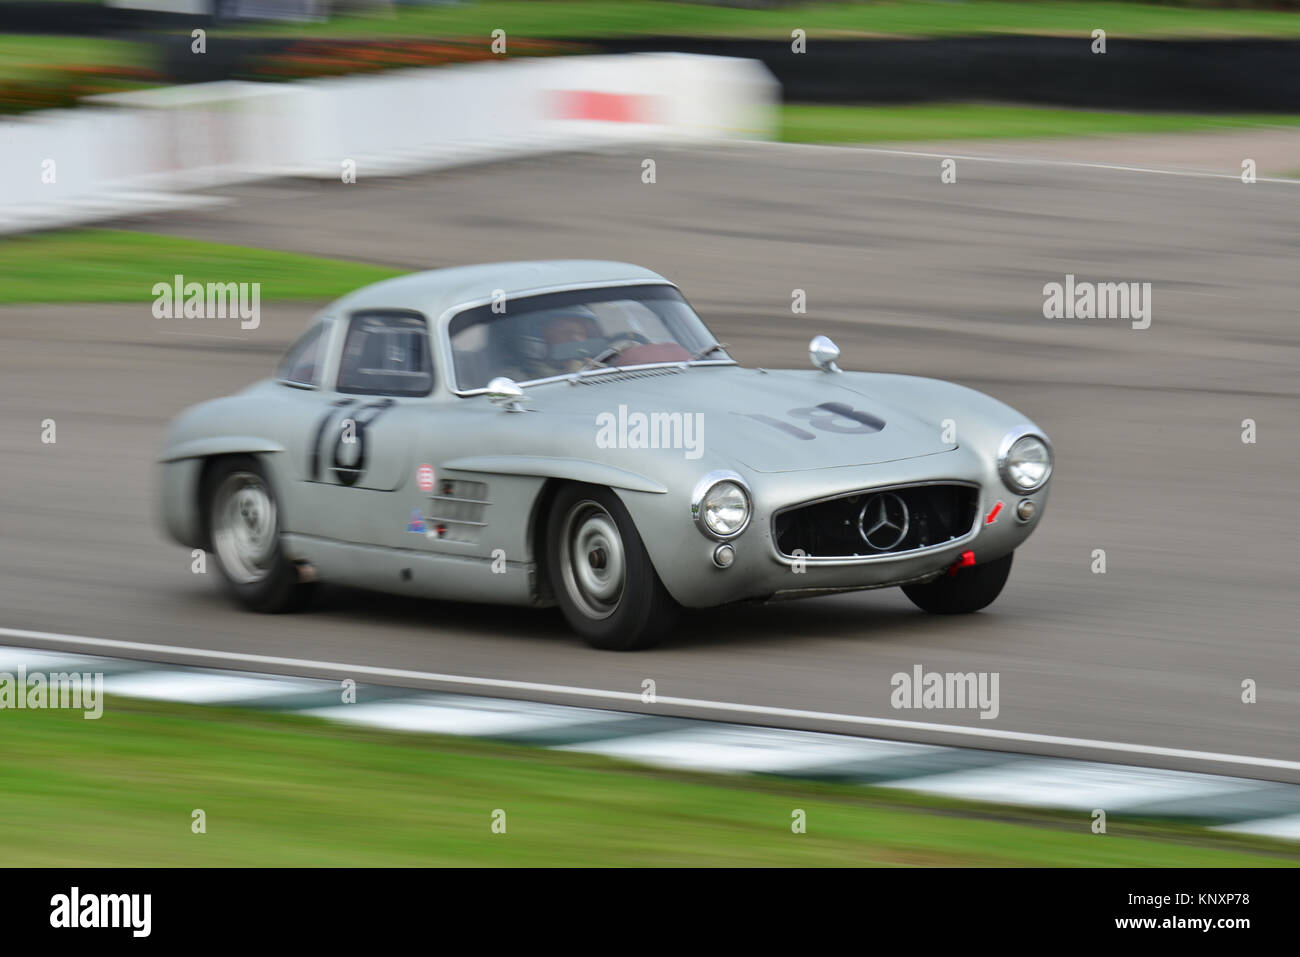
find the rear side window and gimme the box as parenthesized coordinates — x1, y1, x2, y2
(277, 321, 328, 387)
(337, 312, 434, 397)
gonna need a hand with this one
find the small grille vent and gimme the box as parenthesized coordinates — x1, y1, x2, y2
(573, 366, 684, 386)
(426, 479, 489, 543)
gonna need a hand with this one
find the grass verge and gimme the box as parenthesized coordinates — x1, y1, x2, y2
(780, 102, 1300, 143)
(0, 229, 404, 304)
(0, 696, 1295, 866)
(232, 0, 1300, 40)
(0, 34, 148, 82)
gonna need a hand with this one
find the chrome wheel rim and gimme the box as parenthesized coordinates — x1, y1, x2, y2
(559, 501, 626, 620)
(212, 471, 278, 585)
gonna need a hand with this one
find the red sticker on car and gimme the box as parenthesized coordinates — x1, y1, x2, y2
(416, 464, 435, 492)
(985, 500, 1004, 525)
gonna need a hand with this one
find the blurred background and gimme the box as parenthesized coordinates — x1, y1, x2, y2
(2, 1, 1300, 866)
(6, 0, 1300, 227)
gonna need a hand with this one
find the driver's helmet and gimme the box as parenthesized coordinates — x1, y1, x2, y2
(517, 306, 604, 379)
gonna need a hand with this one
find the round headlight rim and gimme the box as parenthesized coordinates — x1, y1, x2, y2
(703, 482, 748, 536)
(997, 427, 1053, 494)
(691, 471, 752, 541)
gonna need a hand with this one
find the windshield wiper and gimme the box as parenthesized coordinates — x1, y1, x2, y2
(689, 342, 728, 361)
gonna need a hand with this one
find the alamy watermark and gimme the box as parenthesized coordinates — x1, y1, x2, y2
(50, 887, 150, 937)
(891, 665, 1000, 720)
(0, 667, 103, 719)
(1042, 274, 1151, 330)
(595, 405, 704, 459)
(152, 274, 261, 330)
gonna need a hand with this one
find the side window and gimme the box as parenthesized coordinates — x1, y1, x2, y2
(337, 312, 434, 397)
(277, 321, 328, 387)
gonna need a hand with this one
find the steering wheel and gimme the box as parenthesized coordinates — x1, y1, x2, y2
(605, 332, 650, 356)
(608, 332, 651, 349)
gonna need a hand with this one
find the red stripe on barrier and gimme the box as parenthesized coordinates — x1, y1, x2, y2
(553, 90, 649, 123)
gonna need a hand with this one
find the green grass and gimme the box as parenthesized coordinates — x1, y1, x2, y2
(0, 34, 148, 82)
(230, 1, 1300, 40)
(8, 2, 1300, 90)
(0, 697, 1295, 866)
(780, 102, 1300, 143)
(0, 230, 404, 304)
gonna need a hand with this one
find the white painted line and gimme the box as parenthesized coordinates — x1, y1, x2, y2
(297, 695, 634, 737)
(104, 670, 329, 704)
(1215, 813, 1300, 840)
(4, 626, 1299, 775)
(881, 760, 1253, 811)
(741, 140, 1300, 185)
(559, 725, 934, 774)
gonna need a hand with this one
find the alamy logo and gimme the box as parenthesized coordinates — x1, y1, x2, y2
(152, 274, 261, 330)
(891, 665, 1000, 720)
(595, 405, 704, 460)
(0, 667, 102, 719)
(50, 887, 151, 937)
(1042, 274, 1151, 330)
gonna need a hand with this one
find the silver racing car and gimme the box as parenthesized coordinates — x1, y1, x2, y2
(160, 261, 1053, 649)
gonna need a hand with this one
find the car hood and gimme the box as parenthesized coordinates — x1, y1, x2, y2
(522, 366, 957, 472)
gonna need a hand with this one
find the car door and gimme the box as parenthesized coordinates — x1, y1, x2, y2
(298, 310, 437, 547)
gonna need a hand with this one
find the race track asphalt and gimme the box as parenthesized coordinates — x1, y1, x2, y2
(3, 143, 1297, 779)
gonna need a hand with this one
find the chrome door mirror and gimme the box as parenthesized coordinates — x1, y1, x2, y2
(486, 376, 529, 412)
(809, 335, 841, 373)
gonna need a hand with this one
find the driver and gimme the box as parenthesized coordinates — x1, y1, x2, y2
(514, 307, 607, 380)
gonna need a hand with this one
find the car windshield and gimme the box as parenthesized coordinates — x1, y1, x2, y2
(448, 284, 729, 392)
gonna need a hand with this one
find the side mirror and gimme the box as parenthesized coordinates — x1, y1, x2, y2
(809, 335, 841, 373)
(486, 377, 530, 412)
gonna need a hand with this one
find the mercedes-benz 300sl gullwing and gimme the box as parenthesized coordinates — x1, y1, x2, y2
(160, 261, 1053, 649)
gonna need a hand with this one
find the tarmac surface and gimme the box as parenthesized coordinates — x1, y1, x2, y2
(3, 141, 1297, 778)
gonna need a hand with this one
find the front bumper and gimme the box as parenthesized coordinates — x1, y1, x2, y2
(628, 451, 1049, 609)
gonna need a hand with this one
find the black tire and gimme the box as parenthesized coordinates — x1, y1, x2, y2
(902, 551, 1013, 615)
(204, 455, 313, 614)
(546, 484, 678, 650)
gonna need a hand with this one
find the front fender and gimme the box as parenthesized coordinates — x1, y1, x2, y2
(441, 454, 667, 495)
(159, 436, 286, 464)
(159, 458, 205, 549)
(157, 434, 288, 548)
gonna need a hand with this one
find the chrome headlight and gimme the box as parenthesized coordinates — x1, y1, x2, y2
(692, 472, 751, 540)
(998, 429, 1053, 493)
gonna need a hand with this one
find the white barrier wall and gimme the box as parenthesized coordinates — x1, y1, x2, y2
(0, 54, 777, 234)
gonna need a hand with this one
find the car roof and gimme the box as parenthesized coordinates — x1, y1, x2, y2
(324, 260, 673, 323)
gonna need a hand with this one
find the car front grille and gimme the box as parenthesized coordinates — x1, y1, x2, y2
(773, 482, 979, 560)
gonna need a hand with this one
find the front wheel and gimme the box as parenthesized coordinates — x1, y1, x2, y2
(205, 455, 313, 613)
(547, 485, 678, 650)
(902, 551, 1013, 615)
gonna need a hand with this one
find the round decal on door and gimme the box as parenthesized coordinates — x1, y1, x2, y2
(416, 464, 435, 492)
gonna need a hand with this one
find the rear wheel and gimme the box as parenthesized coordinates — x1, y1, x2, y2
(547, 485, 678, 650)
(205, 456, 313, 613)
(902, 551, 1013, 615)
